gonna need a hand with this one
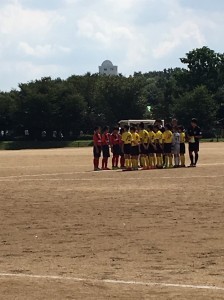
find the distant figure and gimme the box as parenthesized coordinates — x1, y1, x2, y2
(53, 131, 57, 139)
(187, 118, 202, 167)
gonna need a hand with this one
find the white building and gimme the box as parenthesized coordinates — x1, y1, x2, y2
(99, 60, 118, 76)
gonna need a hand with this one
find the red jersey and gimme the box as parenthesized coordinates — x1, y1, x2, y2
(110, 133, 119, 145)
(101, 133, 110, 146)
(93, 133, 101, 146)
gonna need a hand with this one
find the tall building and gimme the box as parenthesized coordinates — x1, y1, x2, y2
(99, 60, 118, 76)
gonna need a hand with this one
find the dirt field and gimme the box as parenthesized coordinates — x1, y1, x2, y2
(0, 143, 224, 300)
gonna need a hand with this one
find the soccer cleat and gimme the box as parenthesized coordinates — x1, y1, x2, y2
(94, 168, 101, 171)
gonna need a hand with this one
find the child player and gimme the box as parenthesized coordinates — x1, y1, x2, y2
(147, 124, 156, 168)
(119, 128, 125, 169)
(172, 126, 180, 167)
(139, 122, 149, 169)
(121, 125, 132, 170)
(110, 127, 120, 170)
(101, 126, 110, 170)
(93, 126, 102, 171)
(178, 125, 186, 167)
(162, 123, 173, 168)
(130, 126, 140, 170)
(153, 125, 163, 168)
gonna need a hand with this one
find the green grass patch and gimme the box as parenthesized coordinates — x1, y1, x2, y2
(0, 140, 93, 150)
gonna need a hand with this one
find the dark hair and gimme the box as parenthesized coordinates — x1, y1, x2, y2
(191, 118, 198, 124)
(147, 124, 153, 131)
(153, 125, 159, 130)
(124, 125, 130, 131)
(139, 122, 144, 129)
(113, 127, 119, 131)
(103, 126, 109, 132)
(130, 126, 136, 132)
(178, 125, 184, 131)
(120, 128, 124, 134)
(94, 126, 100, 131)
(165, 123, 172, 130)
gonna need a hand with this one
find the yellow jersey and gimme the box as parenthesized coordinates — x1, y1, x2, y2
(131, 132, 140, 146)
(121, 131, 132, 144)
(139, 129, 148, 144)
(180, 132, 186, 143)
(162, 130, 173, 143)
(154, 130, 163, 144)
(148, 131, 155, 143)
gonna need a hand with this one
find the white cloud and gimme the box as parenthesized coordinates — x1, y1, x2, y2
(153, 21, 206, 59)
(0, 0, 224, 90)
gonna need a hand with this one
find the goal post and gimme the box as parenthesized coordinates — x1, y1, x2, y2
(118, 119, 164, 128)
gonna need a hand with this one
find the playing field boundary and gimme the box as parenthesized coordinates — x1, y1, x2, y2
(0, 273, 223, 292)
(0, 174, 223, 183)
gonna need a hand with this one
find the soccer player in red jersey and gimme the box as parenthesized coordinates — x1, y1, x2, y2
(119, 128, 125, 169)
(101, 126, 111, 170)
(110, 127, 120, 170)
(93, 126, 102, 171)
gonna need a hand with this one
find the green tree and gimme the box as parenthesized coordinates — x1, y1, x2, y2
(173, 85, 218, 129)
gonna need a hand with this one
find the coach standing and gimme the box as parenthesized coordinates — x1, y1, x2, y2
(187, 118, 202, 167)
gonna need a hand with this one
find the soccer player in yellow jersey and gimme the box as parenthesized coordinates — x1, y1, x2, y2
(147, 124, 156, 168)
(139, 122, 149, 169)
(130, 126, 140, 170)
(121, 125, 132, 170)
(162, 123, 173, 168)
(178, 125, 186, 167)
(153, 125, 163, 168)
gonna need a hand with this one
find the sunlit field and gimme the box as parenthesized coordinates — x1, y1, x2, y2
(0, 143, 224, 299)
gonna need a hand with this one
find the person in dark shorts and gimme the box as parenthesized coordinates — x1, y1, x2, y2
(130, 126, 140, 170)
(139, 122, 149, 169)
(147, 124, 156, 168)
(119, 128, 125, 169)
(110, 127, 120, 170)
(121, 125, 132, 170)
(93, 126, 102, 171)
(178, 125, 186, 167)
(162, 123, 173, 168)
(187, 118, 202, 167)
(101, 126, 111, 170)
(153, 125, 163, 168)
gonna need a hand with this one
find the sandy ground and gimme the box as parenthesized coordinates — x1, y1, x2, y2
(0, 143, 224, 299)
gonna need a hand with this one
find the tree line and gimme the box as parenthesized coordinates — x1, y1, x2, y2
(0, 46, 223, 140)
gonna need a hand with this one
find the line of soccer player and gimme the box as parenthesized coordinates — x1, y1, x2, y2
(93, 118, 202, 171)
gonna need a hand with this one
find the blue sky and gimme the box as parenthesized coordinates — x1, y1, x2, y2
(0, 0, 223, 91)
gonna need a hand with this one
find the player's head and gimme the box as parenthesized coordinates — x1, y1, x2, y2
(103, 126, 109, 133)
(113, 127, 119, 134)
(191, 118, 198, 128)
(130, 126, 136, 133)
(139, 122, 144, 130)
(165, 123, 172, 131)
(147, 124, 153, 131)
(171, 118, 178, 127)
(173, 126, 178, 132)
(94, 126, 100, 133)
(124, 125, 130, 132)
(120, 128, 124, 135)
(155, 119, 162, 126)
(153, 125, 159, 132)
(178, 125, 184, 132)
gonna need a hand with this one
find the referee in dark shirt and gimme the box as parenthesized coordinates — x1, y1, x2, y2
(187, 118, 202, 167)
